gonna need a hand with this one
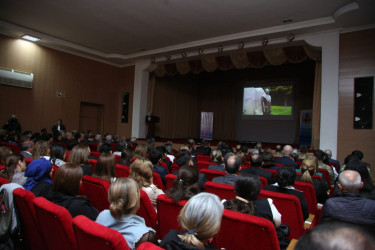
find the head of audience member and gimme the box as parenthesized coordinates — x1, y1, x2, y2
(130, 158, 154, 188)
(202, 140, 210, 148)
(32, 140, 50, 159)
(21, 140, 34, 153)
(1, 153, 26, 181)
(99, 143, 112, 154)
(338, 170, 363, 193)
(276, 166, 296, 188)
(24, 158, 52, 191)
(108, 178, 140, 219)
(305, 154, 319, 166)
(177, 193, 223, 249)
(300, 144, 308, 154)
(210, 149, 223, 164)
(68, 144, 90, 165)
(218, 141, 228, 155)
(256, 142, 262, 152)
(95, 134, 101, 142)
(300, 157, 318, 184)
(133, 144, 147, 160)
(275, 145, 282, 153)
(165, 142, 174, 155)
(149, 148, 162, 165)
(66, 132, 73, 140)
(22, 130, 32, 140)
(292, 149, 299, 160)
(0, 146, 12, 165)
(117, 140, 128, 152)
(236, 151, 246, 166)
(225, 155, 241, 174)
(146, 138, 155, 153)
(74, 133, 84, 143)
(295, 223, 375, 250)
(282, 145, 293, 158)
(186, 138, 195, 152)
(314, 149, 326, 162)
(176, 152, 193, 167)
(250, 154, 263, 168)
(50, 144, 66, 162)
(351, 150, 364, 161)
(167, 165, 199, 202)
(53, 163, 83, 196)
(262, 151, 275, 168)
(156, 146, 167, 160)
(93, 153, 117, 183)
(225, 173, 261, 215)
(235, 144, 241, 153)
(105, 134, 112, 143)
(324, 149, 333, 159)
(344, 159, 374, 193)
(240, 145, 249, 155)
(120, 148, 132, 165)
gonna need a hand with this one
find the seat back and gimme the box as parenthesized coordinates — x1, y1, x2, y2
(153, 172, 165, 192)
(203, 181, 235, 200)
(13, 188, 46, 250)
(318, 168, 331, 187)
(200, 169, 226, 181)
(137, 190, 158, 231)
(259, 176, 268, 188)
(115, 164, 130, 177)
(33, 197, 77, 250)
(88, 143, 98, 152)
(170, 164, 179, 174)
(52, 165, 59, 180)
(214, 209, 280, 250)
(294, 181, 318, 215)
(114, 155, 121, 163)
(73, 215, 130, 250)
(0, 142, 20, 153)
(25, 157, 33, 165)
(0, 176, 10, 186)
(196, 155, 210, 162)
(81, 175, 110, 212)
(258, 190, 304, 239)
(165, 174, 177, 190)
(263, 169, 277, 180)
(88, 159, 97, 172)
(156, 194, 187, 238)
(196, 161, 215, 171)
(90, 151, 101, 158)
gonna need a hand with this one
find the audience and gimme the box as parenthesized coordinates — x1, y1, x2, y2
(32, 140, 50, 160)
(96, 178, 157, 249)
(314, 150, 337, 184)
(274, 144, 282, 157)
(208, 148, 224, 170)
(0, 146, 12, 165)
(175, 151, 208, 190)
(118, 148, 132, 166)
(196, 140, 211, 156)
(130, 158, 164, 210)
(161, 192, 223, 250)
(298, 144, 308, 159)
(167, 165, 199, 202)
(20, 140, 34, 159)
(133, 144, 147, 160)
(1, 153, 27, 185)
(241, 153, 275, 184)
(49, 144, 66, 167)
(262, 151, 277, 169)
(212, 155, 241, 185)
(23, 158, 53, 199)
(68, 144, 92, 176)
(149, 148, 168, 184)
(93, 153, 117, 183)
(52, 163, 99, 220)
(274, 145, 298, 168)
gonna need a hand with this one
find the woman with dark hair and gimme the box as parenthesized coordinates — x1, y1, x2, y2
(118, 148, 132, 166)
(167, 165, 199, 202)
(52, 163, 98, 220)
(225, 173, 281, 227)
(262, 151, 276, 169)
(93, 153, 117, 183)
(0, 146, 12, 165)
(68, 144, 92, 176)
(1, 153, 27, 185)
(23, 158, 53, 199)
(263, 166, 309, 220)
(96, 178, 156, 249)
(50, 144, 66, 167)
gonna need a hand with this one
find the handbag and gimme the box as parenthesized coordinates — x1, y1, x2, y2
(0, 189, 12, 242)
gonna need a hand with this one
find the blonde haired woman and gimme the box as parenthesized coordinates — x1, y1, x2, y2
(32, 140, 50, 160)
(161, 192, 223, 250)
(68, 144, 92, 176)
(129, 159, 164, 210)
(96, 178, 156, 249)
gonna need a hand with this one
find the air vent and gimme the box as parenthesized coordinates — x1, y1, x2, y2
(0, 68, 33, 88)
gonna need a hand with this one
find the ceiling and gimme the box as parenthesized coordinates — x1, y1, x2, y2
(0, 0, 374, 67)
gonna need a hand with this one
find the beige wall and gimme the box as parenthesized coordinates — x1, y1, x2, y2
(338, 29, 375, 178)
(0, 35, 134, 137)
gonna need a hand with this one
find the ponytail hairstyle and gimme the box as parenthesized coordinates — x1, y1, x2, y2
(167, 165, 199, 202)
(108, 178, 140, 219)
(300, 158, 317, 184)
(224, 173, 260, 215)
(1, 153, 24, 180)
(178, 193, 223, 249)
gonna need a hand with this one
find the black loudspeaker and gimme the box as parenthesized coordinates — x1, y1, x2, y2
(121, 93, 129, 123)
(354, 77, 373, 129)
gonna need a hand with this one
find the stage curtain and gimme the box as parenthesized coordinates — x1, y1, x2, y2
(154, 64, 166, 77)
(247, 51, 267, 68)
(216, 55, 233, 71)
(311, 62, 321, 149)
(189, 60, 203, 74)
(285, 46, 308, 63)
(263, 48, 287, 65)
(176, 61, 190, 75)
(230, 53, 250, 69)
(202, 57, 218, 72)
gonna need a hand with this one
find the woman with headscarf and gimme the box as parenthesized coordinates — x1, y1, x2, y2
(23, 158, 53, 199)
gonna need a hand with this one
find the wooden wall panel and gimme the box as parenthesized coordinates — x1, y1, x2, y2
(0, 35, 134, 137)
(338, 28, 375, 178)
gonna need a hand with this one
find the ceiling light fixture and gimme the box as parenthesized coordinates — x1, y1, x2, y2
(218, 45, 223, 53)
(181, 52, 187, 58)
(262, 38, 269, 46)
(22, 35, 40, 42)
(166, 55, 171, 60)
(198, 49, 204, 55)
(287, 33, 295, 42)
(238, 41, 244, 49)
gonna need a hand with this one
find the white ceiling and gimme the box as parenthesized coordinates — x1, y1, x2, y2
(0, 0, 374, 66)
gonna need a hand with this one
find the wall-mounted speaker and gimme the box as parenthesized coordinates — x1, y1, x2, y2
(354, 77, 373, 129)
(121, 93, 129, 123)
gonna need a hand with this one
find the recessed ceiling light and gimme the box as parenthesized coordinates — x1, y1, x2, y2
(22, 35, 40, 42)
(282, 18, 293, 24)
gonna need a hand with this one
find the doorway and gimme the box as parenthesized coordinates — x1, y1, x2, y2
(79, 102, 104, 134)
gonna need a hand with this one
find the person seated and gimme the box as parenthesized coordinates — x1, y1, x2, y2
(167, 165, 199, 202)
(1, 153, 27, 185)
(175, 151, 208, 190)
(212, 155, 241, 186)
(262, 151, 277, 169)
(23, 158, 53, 199)
(133, 144, 147, 161)
(241, 153, 275, 184)
(165, 141, 175, 162)
(130, 158, 164, 210)
(20, 140, 34, 159)
(298, 145, 308, 160)
(236, 151, 246, 167)
(314, 150, 336, 184)
(208, 149, 224, 171)
(52, 163, 99, 220)
(93, 153, 117, 183)
(32, 141, 50, 160)
(62, 132, 77, 150)
(98, 143, 113, 154)
(96, 178, 157, 249)
(160, 192, 223, 250)
(148, 148, 168, 184)
(274, 145, 298, 169)
(68, 145, 92, 176)
(297, 158, 328, 204)
(225, 174, 281, 227)
(156, 145, 172, 171)
(274, 145, 283, 157)
(196, 140, 212, 156)
(118, 148, 132, 166)
(50, 144, 66, 167)
(263, 166, 309, 221)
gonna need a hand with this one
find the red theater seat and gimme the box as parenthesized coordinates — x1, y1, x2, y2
(137, 190, 158, 232)
(200, 168, 226, 181)
(115, 164, 130, 177)
(203, 181, 235, 200)
(165, 174, 177, 190)
(81, 175, 110, 212)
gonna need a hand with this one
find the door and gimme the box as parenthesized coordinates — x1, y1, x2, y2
(79, 102, 104, 134)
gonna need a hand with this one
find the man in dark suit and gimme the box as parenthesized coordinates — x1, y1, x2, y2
(208, 152, 233, 172)
(196, 140, 211, 156)
(212, 155, 241, 185)
(241, 153, 275, 184)
(274, 145, 298, 168)
(149, 148, 169, 185)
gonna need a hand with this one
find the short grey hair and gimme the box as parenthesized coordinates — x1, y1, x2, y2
(338, 170, 362, 193)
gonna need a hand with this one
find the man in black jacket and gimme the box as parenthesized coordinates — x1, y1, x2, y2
(241, 153, 275, 185)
